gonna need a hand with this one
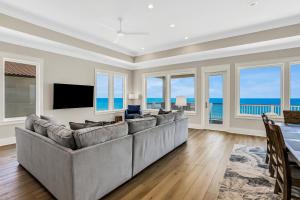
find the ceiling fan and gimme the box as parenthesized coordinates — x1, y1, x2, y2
(113, 18, 149, 43)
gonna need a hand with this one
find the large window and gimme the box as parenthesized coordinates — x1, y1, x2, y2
(290, 63, 300, 111)
(144, 69, 196, 112)
(170, 74, 195, 111)
(1, 58, 41, 121)
(95, 70, 126, 112)
(114, 74, 124, 110)
(96, 72, 109, 111)
(238, 65, 282, 116)
(146, 76, 165, 109)
(4, 61, 37, 118)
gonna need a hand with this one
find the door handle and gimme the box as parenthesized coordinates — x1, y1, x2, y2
(205, 102, 208, 109)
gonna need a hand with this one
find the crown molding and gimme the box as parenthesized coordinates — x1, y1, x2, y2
(135, 35, 300, 69)
(0, 27, 137, 69)
(1, 27, 300, 71)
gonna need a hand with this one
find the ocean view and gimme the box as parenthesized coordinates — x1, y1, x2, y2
(97, 98, 300, 118)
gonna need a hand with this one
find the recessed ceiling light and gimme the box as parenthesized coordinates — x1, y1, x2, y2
(184, 36, 189, 40)
(148, 4, 154, 9)
(169, 24, 175, 28)
(141, 47, 145, 50)
(249, 1, 258, 6)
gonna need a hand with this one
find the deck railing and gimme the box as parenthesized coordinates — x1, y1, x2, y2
(291, 105, 300, 111)
(240, 104, 281, 115)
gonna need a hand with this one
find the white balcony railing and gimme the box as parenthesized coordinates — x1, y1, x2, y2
(240, 104, 281, 116)
(291, 105, 300, 111)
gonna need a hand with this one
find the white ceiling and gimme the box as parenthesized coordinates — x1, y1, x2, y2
(1, 0, 300, 56)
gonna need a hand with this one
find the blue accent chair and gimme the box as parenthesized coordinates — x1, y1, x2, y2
(125, 105, 142, 119)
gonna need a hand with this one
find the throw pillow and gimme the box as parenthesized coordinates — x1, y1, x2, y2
(69, 122, 101, 130)
(156, 112, 175, 125)
(175, 110, 185, 121)
(126, 117, 157, 134)
(73, 122, 128, 149)
(33, 119, 54, 136)
(158, 109, 172, 115)
(47, 124, 76, 150)
(25, 114, 40, 131)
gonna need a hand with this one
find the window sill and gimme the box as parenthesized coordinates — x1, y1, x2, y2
(0, 118, 25, 126)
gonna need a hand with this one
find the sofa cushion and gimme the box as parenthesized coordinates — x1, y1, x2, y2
(33, 119, 54, 136)
(156, 113, 175, 125)
(85, 120, 116, 126)
(25, 114, 40, 131)
(69, 122, 101, 130)
(158, 109, 172, 115)
(174, 110, 185, 121)
(47, 124, 76, 150)
(41, 115, 57, 123)
(127, 117, 157, 134)
(73, 122, 128, 148)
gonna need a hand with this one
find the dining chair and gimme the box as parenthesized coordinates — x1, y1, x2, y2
(268, 121, 300, 200)
(262, 113, 276, 177)
(283, 110, 300, 124)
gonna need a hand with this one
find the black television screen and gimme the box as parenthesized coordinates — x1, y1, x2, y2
(53, 83, 94, 109)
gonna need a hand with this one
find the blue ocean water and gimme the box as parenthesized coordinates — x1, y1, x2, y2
(96, 98, 123, 111)
(97, 98, 300, 116)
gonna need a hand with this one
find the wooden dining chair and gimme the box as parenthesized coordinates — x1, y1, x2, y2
(283, 110, 300, 124)
(262, 113, 276, 177)
(268, 121, 300, 200)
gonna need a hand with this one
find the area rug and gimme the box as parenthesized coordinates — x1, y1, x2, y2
(217, 144, 280, 200)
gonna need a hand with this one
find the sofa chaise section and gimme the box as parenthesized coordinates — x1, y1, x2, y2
(15, 127, 133, 200)
(132, 121, 176, 176)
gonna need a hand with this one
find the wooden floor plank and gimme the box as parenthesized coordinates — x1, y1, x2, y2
(0, 129, 266, 200)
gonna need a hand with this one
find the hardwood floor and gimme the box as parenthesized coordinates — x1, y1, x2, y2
(0, 129, 266, 200)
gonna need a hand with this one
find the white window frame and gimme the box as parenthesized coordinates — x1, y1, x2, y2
(0, 54, 43, 125)
(288, 61, 300, 110)
(94, 69, 127, 114)
(142, 68, 197, 114)
(235, 62, 284, 119)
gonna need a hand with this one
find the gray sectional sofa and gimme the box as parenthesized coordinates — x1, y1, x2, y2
(15, 112, 188, 200)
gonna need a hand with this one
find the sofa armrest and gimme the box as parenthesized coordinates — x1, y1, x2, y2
(15, 127, 74, 200)
(71, 135, 133, 200)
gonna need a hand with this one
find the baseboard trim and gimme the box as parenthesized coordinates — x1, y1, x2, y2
(0, 136, 16, 146)
(227, 128, 265, 137)
(188, 123, 265, 137)
(188, 123, 203, 129)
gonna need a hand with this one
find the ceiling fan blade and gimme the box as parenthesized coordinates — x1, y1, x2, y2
(123, 32, 149, 36)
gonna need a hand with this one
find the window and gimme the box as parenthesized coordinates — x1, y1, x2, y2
(146, 76, 165, 109)
(0, 57, 41, 121)
(290, 63, 300, 111)
(96, 72, 109, 111)
(95, 70, 126, 112)
(238, 65, 282, 116)
(143, 69, 197, 112)
(4, 61, 37, 118)
(170, 74, 195, 111)
(114, 74, 124, 110)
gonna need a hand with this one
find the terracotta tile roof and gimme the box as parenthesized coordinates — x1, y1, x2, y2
(5, 61, 36, 78)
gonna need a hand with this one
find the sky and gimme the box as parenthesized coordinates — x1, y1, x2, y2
(240, 65, 281, 98)
(96, 74, 123, 98)
(209, 75, 223, 98)
(96, 63, 300, 99)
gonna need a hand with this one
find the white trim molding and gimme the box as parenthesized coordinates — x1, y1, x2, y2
(0, 136, 16, 146)
(235, 62, 285, 119)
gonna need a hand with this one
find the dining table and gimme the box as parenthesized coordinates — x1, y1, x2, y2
(277, 122, 300, 166)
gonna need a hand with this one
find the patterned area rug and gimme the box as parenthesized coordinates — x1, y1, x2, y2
(217, 144, 280, 200)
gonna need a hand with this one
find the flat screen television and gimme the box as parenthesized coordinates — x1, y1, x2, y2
(53, 83, 94, 109)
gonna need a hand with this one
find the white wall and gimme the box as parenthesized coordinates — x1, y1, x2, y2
(133, 47, 300, 137)
(0, 42, 133, 143)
